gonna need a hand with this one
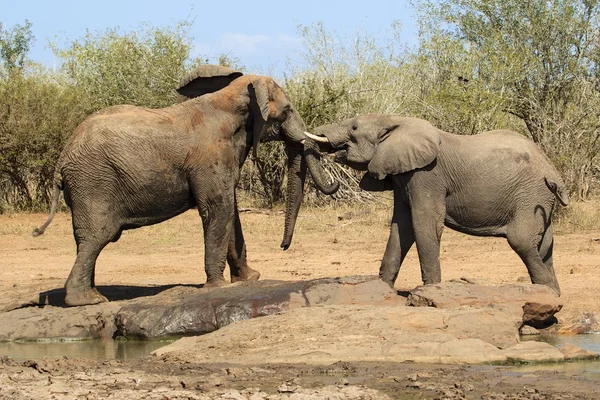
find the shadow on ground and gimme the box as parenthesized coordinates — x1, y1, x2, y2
(36, 284, 205, 308)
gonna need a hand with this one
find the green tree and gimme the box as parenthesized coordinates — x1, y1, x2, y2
(51, 20, 194, 112)
(412, 0, 600, 198)
(0, 20, 34, 74)
(0, 73, 86, 210)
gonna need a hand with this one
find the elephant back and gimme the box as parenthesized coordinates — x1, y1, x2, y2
(176, 65, 243, 102)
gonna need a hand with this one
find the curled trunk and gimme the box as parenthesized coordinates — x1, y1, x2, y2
(303, 138, 339, 195)
(281, 142, 307, 250)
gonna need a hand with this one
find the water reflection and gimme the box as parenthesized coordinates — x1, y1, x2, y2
(531, 333, 600, 354)
(517, 333, 600, 376)
(0, 339, 175, 360)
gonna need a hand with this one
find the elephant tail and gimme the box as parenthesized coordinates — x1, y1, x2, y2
(32, 173, 63, 237)
(544, 177, 569, 207)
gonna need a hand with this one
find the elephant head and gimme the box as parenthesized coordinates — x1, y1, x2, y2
(177, 65, 339, 249)
(305, 114, 441, 191)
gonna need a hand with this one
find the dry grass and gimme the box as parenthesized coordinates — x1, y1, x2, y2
(555, 198, 600, 234)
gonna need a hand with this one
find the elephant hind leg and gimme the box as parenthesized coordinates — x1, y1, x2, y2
(64, 205, 121, 306)
(506, 224, 560, 295)
(197, 194, 236, 288)
(228, 196, 260, 283)
(537, 224, 561, 295)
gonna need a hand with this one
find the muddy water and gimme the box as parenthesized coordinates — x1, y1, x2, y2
(0, 339, 175, 360)
(1, 334, 600, 365)
(518, 333, 600, 376)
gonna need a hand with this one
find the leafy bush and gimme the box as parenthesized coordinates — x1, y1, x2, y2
(0, 20, 193, 212)
(51, 21, 193, 111)
(3, 2, 600, 211)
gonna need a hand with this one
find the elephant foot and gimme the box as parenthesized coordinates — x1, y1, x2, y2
(379, 277, 395, 289)
(231, 267, 261, 283)
(203, 278, 229, 289)
(65, 287, 108, 307)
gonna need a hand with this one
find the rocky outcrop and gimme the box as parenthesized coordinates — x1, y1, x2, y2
(153, 305, 512, 364)
(0, 303, 120, 341)
(154, 304, 572, 365)
(407, 281, 562, 326)
(503, 342, 565, 363)
(559, 343, 600, 361)
(0, 276, 401, 341)
(0, 276, 591, 366)
(115, 276, 402, 339)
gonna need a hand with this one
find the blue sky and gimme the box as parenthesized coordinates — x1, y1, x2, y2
(1, 0, 419, 76)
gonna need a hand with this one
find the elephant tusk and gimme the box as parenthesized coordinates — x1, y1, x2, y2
(304, 131, 330, 144)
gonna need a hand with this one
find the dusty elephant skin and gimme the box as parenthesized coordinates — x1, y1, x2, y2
(30, 65, 339, 307)
(307, 115, 568, 295)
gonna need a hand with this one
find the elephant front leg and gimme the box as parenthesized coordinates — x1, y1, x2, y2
(228, 196, 260, 283)
(380, 193, 415, 287)
(411, 203, 445, 285)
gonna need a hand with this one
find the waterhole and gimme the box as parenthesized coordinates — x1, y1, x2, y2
(0, 339, 175, 360)
(1, 334, 600, 365)
(517, 333, 600, 376)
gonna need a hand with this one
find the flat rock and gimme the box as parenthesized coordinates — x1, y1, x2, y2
(559, 343, 600, 361)
(503, 341, 565, 363)
(153, 305, 512, 365)
(0, 304, 120, 341)
(407, 281, 562, 325)
(519, 325, 540, 335)
(0, 276, 401, 341)
(116, 276, 402, 339)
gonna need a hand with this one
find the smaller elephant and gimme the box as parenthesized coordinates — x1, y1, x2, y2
(305, 114, 568, 294)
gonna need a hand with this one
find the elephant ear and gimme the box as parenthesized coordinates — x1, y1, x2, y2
(248, 78, 271, 158)
(176, 64, 243, 102)
(368, 119, 441, 180)
(359, 173, 394, 191)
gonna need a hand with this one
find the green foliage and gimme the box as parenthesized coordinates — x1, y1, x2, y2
(0, 20, 34, 74)
(412, 0, 600, 198)
(3, 5, 600, 210)
(0, 72, 86, 211)
(50, 21, 193, 112)
(0, 20, 194, 212)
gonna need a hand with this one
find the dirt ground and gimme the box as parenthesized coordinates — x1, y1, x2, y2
(1, 203, 600, 398)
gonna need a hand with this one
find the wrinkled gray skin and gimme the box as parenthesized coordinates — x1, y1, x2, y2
(311, 114, 568, 295)
(33, 65, 338, 307)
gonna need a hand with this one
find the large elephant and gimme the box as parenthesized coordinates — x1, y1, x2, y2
(305, 114, 568, 294)
(33, 65, 338, 307)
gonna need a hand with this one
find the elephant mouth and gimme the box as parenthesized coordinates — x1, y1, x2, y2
(334, 149, 368, 171)
(334, 149, 348, 163)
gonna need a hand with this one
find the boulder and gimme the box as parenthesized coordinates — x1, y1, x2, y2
(559, 343, 600, 361)
(503, 341, 565, 363)
(0, 276, 402, 341)
(116, 276, 402, 339)
(519, 325, 540, 336)
(407, 281, 562, 326)
(153, 305, 513, 365)
(0, 304, 119, 341)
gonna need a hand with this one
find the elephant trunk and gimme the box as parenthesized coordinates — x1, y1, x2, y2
(280, 142, 307, 250)
(303, 138, 339, 195)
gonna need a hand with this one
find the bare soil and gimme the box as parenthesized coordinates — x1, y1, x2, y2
(1, 204, 600, 398)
